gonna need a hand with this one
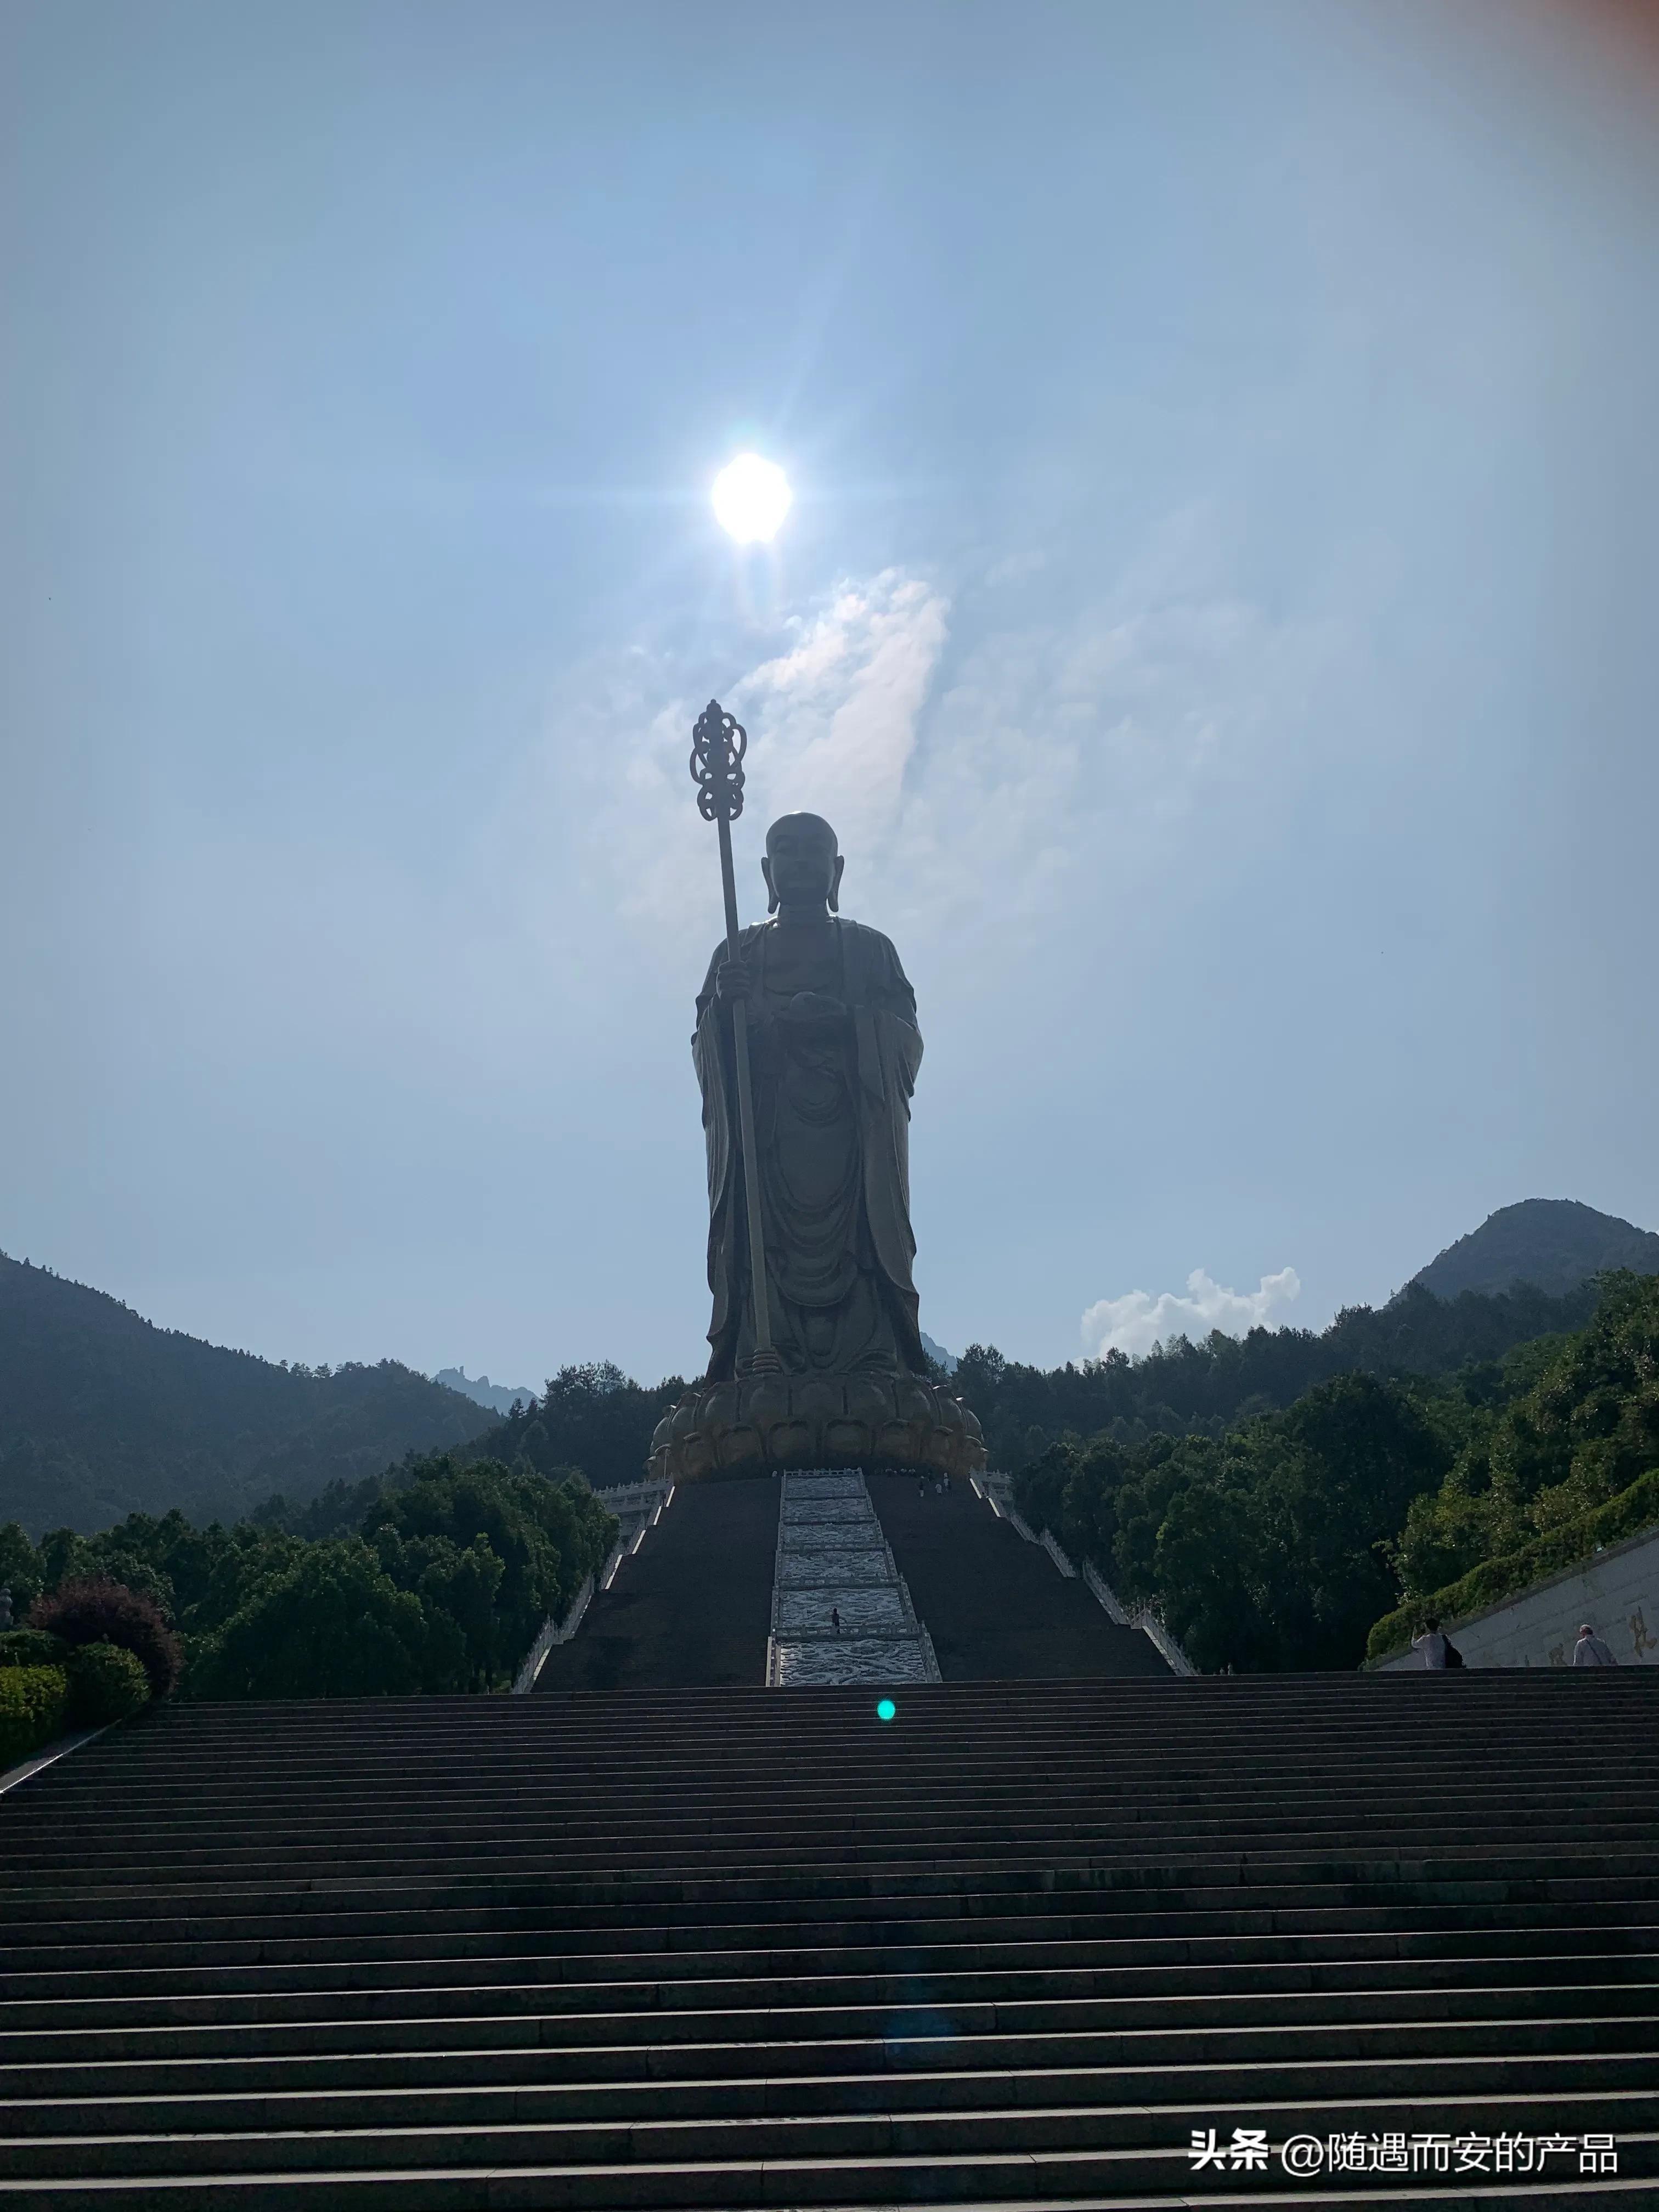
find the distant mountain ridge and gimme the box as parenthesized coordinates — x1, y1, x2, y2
(7, 1196, 1656, 1541)
(1408, 1199, 1659, 1302)
(0, 1252, 493, 1538)
(433, 1367, 535, 1416)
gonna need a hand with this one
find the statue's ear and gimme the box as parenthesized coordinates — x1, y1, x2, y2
(828, 853, 845, 913)
(761, 855, 779, 915)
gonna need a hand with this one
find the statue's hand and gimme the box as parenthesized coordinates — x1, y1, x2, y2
(713, 954, 755, 1006)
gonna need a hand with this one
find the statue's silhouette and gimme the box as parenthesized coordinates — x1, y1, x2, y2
(651, 740, 984, 1483)
(696, 813, 926, 1383)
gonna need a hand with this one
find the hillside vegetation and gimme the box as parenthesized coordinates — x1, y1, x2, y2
(0, 1455, 616, 1697)
(334, 1284, 1602, 1517)
(1368, 1268, 1659, 1657)
(1014, 1271, 1659, 1674)
(956, 1278, 1599, 1472)
(0, 1254, 494, 1536)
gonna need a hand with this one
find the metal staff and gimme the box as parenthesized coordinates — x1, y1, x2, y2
(690, 699, 780, 1374)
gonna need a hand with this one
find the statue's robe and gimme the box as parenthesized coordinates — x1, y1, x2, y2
(694, 916, 926, 1382)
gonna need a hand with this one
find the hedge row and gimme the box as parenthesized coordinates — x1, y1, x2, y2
(0, 1631, 151, 1769)
(0, 1666, 69, 1770)
(1367, 1465, 1659, 1664)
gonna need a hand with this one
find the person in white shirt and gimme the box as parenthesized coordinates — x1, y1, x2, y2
(1413, 1617, 1448, 1669)
(1573, 1623, 1618, 1666)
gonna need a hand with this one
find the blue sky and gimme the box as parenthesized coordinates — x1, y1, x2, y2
(3, 1, 1656, 1386)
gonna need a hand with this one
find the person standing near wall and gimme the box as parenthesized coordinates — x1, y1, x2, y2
(1573, 1622, 1619, 1666)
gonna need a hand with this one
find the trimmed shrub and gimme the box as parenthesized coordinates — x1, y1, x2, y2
(0, 1666, 69, 1769)
(0, 1629, 70, 1671)
(29, 1577, 183, 1697)
(65, 1641, 151, 1727)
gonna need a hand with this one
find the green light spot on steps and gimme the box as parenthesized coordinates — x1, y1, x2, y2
(876, 1698, 896, 1722)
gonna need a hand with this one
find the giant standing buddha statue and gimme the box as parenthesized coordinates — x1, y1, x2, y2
(649, 702, 986, 1483)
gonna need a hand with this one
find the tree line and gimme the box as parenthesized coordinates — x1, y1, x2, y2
(0, 1457, 616, 1699)
(1012, 1271, 1659, 1673)
(956, 1277, 1600, 1471)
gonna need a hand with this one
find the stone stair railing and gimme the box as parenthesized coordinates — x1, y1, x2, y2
(976, 1473, 1199, 1673)
(1076, 1545, 1198, 1676)
(512, 1480, 674, 1691)
(973, 1471, 1041, 1544)
(1039, 1526, 1077, 1578)
(1130, 1602, 1198, 1678)
(511, 1576, 595, 1694)
(1080, 1556, 1130, 1624)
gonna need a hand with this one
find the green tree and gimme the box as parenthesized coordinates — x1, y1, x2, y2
(1393, 1270, 1659, 1602)
(364, 1457, 614, 1683)
(191, 1539, 458, 1698)
(0, 1523, 41, 1615)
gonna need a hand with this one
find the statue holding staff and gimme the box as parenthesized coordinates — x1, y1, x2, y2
(698, 809, 927, 1382)
(650, 702, 984, 1482)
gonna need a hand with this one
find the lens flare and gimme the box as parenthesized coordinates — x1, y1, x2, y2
(712, 453, 792, 544)
(876, 1697, 896, 1722)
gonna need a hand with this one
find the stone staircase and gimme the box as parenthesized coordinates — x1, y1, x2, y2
(868, 1471, 1170, 1680)
(0, 1674, 1656, 2207)
(533, 1478, 780, 1692)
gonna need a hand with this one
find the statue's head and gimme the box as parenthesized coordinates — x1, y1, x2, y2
(763, 812, 844, 915)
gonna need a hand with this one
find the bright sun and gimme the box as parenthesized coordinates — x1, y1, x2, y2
(711, 453, 792, 544)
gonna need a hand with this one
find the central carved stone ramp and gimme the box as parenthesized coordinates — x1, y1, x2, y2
(1, 1675, 1656, 2209)
(768, 1469, 940, 1686)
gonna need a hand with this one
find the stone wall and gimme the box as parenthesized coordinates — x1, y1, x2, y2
(1375, 1523, 1659, 1671)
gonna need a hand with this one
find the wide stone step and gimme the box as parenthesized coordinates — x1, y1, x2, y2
(6, 1953, 1656, 2038)
(5, 2036, 1659, 2134)
(17, 1900, 1659, 1980)
(12, 1780, 1654, 1850)
(2, 2011, 1654, 2100)
(0, 2095, 1655, 2191)
(0, 2174, 1651, 2212)
(12, 1856, 1659, 1929)
(12, 1905, 1659, 2027)
(9, 1948, 1657, 2073)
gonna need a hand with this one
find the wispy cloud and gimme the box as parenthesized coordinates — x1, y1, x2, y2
(527, 509, 1338, 1001)
(1080, 1266, 1302, 1360)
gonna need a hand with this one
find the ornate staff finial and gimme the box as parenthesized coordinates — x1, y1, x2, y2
(690, 699, 747, 824)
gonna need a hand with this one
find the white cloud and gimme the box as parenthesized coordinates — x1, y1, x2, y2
(732, 574, 950, 855)
(1080, 1266, 1302, 1361)
(535, 569, 952, 957)
(490, 512, 1340, 1030)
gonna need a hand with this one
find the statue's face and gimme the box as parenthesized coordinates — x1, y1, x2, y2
(764, 813, 842, 909)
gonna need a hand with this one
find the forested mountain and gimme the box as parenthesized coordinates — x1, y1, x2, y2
(0, 1254, 493, 1537)
(1015, 1271, 1659, 1675)
(334, 1283, 1606, 1509)
(955, 1278, 1601, 1472)
(250, 1361, 694, 1539)
(5, 1215, 1646, 1543)
(1408, 1199, 1659, 1301)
